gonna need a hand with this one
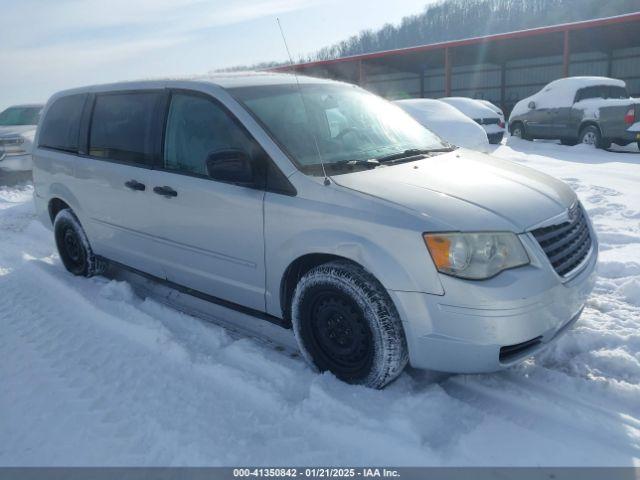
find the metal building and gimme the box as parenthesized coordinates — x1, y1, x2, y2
(272, 12, 640, 114)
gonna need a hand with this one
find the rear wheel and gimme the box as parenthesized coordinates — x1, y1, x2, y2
(54, 209, 105, 277)
(291, 260, 408, 389)
(511, 122, 529, 140)
(579, 125, 609, 149)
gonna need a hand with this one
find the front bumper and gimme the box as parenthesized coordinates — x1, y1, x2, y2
(0, 150, 33, 170)
(390, 229, 598, 373)
(622, 130, 640, 142)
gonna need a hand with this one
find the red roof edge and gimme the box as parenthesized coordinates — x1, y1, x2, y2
(270, 11, 640, 71)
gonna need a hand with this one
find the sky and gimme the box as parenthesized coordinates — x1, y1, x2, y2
(0, 0, 435, 111)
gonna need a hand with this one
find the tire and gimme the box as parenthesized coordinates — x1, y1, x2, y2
(291, 260, 408, 389)
(560, 138, 577, 146)
(579, 125, 609, 149)
(511, 122, 530, 140)
(637, 141, 640, 152)
(54, 209, 105, 277)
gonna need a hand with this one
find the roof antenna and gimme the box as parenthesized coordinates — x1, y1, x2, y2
(276, 17, 330, 186)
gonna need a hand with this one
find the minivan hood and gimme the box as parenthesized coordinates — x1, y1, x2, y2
(331, 149, 577, 232)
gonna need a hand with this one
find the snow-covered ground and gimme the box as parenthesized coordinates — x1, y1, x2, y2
(1, 139, 639, 466)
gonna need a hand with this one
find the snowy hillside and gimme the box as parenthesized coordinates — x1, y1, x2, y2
(1, 139, 639, 466)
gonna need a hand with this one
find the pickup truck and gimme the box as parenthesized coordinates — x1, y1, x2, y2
(509, 77, 640, 150)
(0, 103, 43, 170)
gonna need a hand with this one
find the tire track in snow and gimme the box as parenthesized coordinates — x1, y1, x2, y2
(0, 257, 444, 465)
(0, 259, 298, 464)
(441, 370, 640, 461)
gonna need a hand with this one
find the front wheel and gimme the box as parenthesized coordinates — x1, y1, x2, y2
(291, 261, 408, 389)
(54, 209, 105, 277)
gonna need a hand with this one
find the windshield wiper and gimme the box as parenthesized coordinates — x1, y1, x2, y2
(374, 147, 454, 164)
(329, 159, 381, 170)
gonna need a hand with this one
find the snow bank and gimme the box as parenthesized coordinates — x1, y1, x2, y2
(620, 278, 640, 306)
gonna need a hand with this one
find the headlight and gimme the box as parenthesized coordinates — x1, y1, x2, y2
(423, 232, 529, 280)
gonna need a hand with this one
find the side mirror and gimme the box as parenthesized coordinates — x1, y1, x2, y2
(206, 149, 254, 186)
(528, 101, 536, 110)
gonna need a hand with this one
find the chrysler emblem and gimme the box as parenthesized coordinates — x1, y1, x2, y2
(568, 203, 579, 223)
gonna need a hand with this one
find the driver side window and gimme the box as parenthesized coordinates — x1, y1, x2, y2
(164, 92, 255, 176)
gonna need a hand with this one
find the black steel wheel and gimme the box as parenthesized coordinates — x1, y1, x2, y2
(303, 288, 373, 378)
(292, 260, 408, 389)
(54, 209, 104, 277)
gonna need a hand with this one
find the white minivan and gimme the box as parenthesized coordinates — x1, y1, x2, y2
(393, 98, 489, 152)
(33, 74, 597, 388)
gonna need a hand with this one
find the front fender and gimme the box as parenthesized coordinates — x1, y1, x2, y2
(265, 228, 444, 318)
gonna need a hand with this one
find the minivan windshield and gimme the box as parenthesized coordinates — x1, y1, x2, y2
(0, 106, 41, 126)
(230, 83, 448, 175)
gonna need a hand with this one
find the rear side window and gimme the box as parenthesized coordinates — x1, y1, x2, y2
(89, 92, 163, 165)
(575, 85, 630, 102)
(607, 86, 629, 99)
(39, 95, 87, 153)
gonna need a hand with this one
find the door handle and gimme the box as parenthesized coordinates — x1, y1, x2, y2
(124, 179, 146, 191)
(153, 186, 178, 198)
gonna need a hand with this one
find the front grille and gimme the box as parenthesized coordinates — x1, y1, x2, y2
(531, 203, 592, 277)
(0, 137, 23, 146)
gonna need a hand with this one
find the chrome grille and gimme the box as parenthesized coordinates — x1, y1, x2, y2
(531, 203, 592, 277)
(0, 137, 23, 146)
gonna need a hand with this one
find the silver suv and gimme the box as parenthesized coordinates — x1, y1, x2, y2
(32, 74, 597, 388)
